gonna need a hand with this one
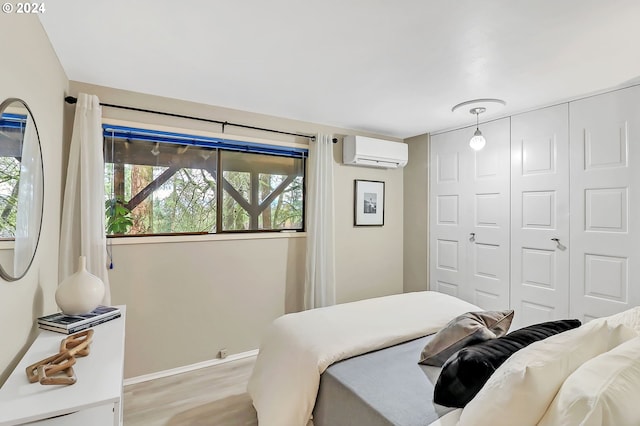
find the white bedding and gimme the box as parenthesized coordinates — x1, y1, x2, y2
(428, 409, 462, 426)
(247, 291, 479, 426)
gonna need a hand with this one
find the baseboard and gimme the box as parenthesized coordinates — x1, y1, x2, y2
(123, 349, 259, 386)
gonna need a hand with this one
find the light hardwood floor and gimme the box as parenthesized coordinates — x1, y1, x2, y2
(123, 356, 258, 425)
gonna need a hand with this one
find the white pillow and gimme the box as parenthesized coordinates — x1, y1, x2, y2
(600, 306, 640, 333)
(538, 336, 640, 426)
(457, 320, 637, 426)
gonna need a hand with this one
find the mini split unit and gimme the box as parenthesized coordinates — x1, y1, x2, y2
(342, 135, 408, 169)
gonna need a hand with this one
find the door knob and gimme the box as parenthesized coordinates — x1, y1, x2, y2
(469, 232, 476, 242)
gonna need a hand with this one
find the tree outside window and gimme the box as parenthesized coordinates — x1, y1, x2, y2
(104, 128, 305, 236)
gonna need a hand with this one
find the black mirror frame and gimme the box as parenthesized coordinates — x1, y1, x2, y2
(0, 98, 44, 282)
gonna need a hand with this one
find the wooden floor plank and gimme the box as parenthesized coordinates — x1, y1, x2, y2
(123, 356, 258, 426)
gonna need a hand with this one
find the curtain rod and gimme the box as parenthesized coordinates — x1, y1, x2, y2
(64, 96, 335, 141)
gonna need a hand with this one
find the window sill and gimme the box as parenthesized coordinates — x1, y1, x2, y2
(0, 240, 14, 250)
(107, 231, 306, 246)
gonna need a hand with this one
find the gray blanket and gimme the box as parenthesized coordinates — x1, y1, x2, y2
(313, 334, 454, 426)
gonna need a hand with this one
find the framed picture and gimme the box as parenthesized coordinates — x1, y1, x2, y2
(354, 180, 385, 226)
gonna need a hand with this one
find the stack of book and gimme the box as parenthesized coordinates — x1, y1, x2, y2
(37, 306, 121, 334)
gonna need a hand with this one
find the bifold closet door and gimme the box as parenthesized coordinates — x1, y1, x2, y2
(430, 118, 511, 310)
(510, 104, 570, 328)
(570, 85, 640, 320)
(430, 130, 468, 299)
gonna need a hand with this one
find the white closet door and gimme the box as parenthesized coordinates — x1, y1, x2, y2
(430, 130, 467, 299)
(511, 104, 570, 328)
(467, 118, 511, 310)
(570, 85, 640, 321)
(430, 118, 511, 310)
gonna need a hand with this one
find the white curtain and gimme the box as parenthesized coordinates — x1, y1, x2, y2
(14, 114, 43, 277)
(59, 93, 111, 304)
(304, 133, 336, 309)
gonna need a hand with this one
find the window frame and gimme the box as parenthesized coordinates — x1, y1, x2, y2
(102, 119, 308, 238)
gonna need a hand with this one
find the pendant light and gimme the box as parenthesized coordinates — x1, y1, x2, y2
(450, 98, 506, 151)
(469, 107, 486, 151)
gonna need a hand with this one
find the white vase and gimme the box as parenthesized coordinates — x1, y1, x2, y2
(55, 256, 105, 315)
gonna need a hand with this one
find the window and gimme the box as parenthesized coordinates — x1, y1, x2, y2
(0, 113, 26, 239)
(103, 125, 306, 236)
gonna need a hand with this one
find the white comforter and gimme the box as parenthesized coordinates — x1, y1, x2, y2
(247, 291, 479, 426)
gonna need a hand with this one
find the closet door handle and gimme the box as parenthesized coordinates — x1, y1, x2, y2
(551, 238, 566, 250)
(469, 232, 476, 242)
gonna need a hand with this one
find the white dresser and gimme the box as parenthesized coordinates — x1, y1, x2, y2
(0, 306, 126, 425)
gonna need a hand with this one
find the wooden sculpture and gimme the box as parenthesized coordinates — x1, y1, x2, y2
(25, 329, 93, 386)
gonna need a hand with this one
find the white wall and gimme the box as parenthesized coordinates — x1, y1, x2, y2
(108, 235, 305, 376)
(335, 142, 404, 303)
(0, 15, 68, 384)
(69, 82, 404, 378)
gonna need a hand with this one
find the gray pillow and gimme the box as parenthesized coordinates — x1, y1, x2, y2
(418, 310, 514, 366)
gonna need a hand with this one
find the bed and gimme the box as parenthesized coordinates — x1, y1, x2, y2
(247, 291, 640, 426)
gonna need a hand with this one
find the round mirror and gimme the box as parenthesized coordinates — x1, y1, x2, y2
(0, 98, 44, 281)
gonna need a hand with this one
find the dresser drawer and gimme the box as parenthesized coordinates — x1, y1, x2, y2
(28, 403, 116, 426)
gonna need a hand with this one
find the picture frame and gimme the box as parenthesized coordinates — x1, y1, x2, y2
(354, 180, 385, 226)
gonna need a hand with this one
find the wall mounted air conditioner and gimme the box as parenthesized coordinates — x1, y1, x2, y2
(342, 135, 408, 169)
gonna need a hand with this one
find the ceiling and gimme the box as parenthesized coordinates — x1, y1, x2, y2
(39, 1, 640, 139)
